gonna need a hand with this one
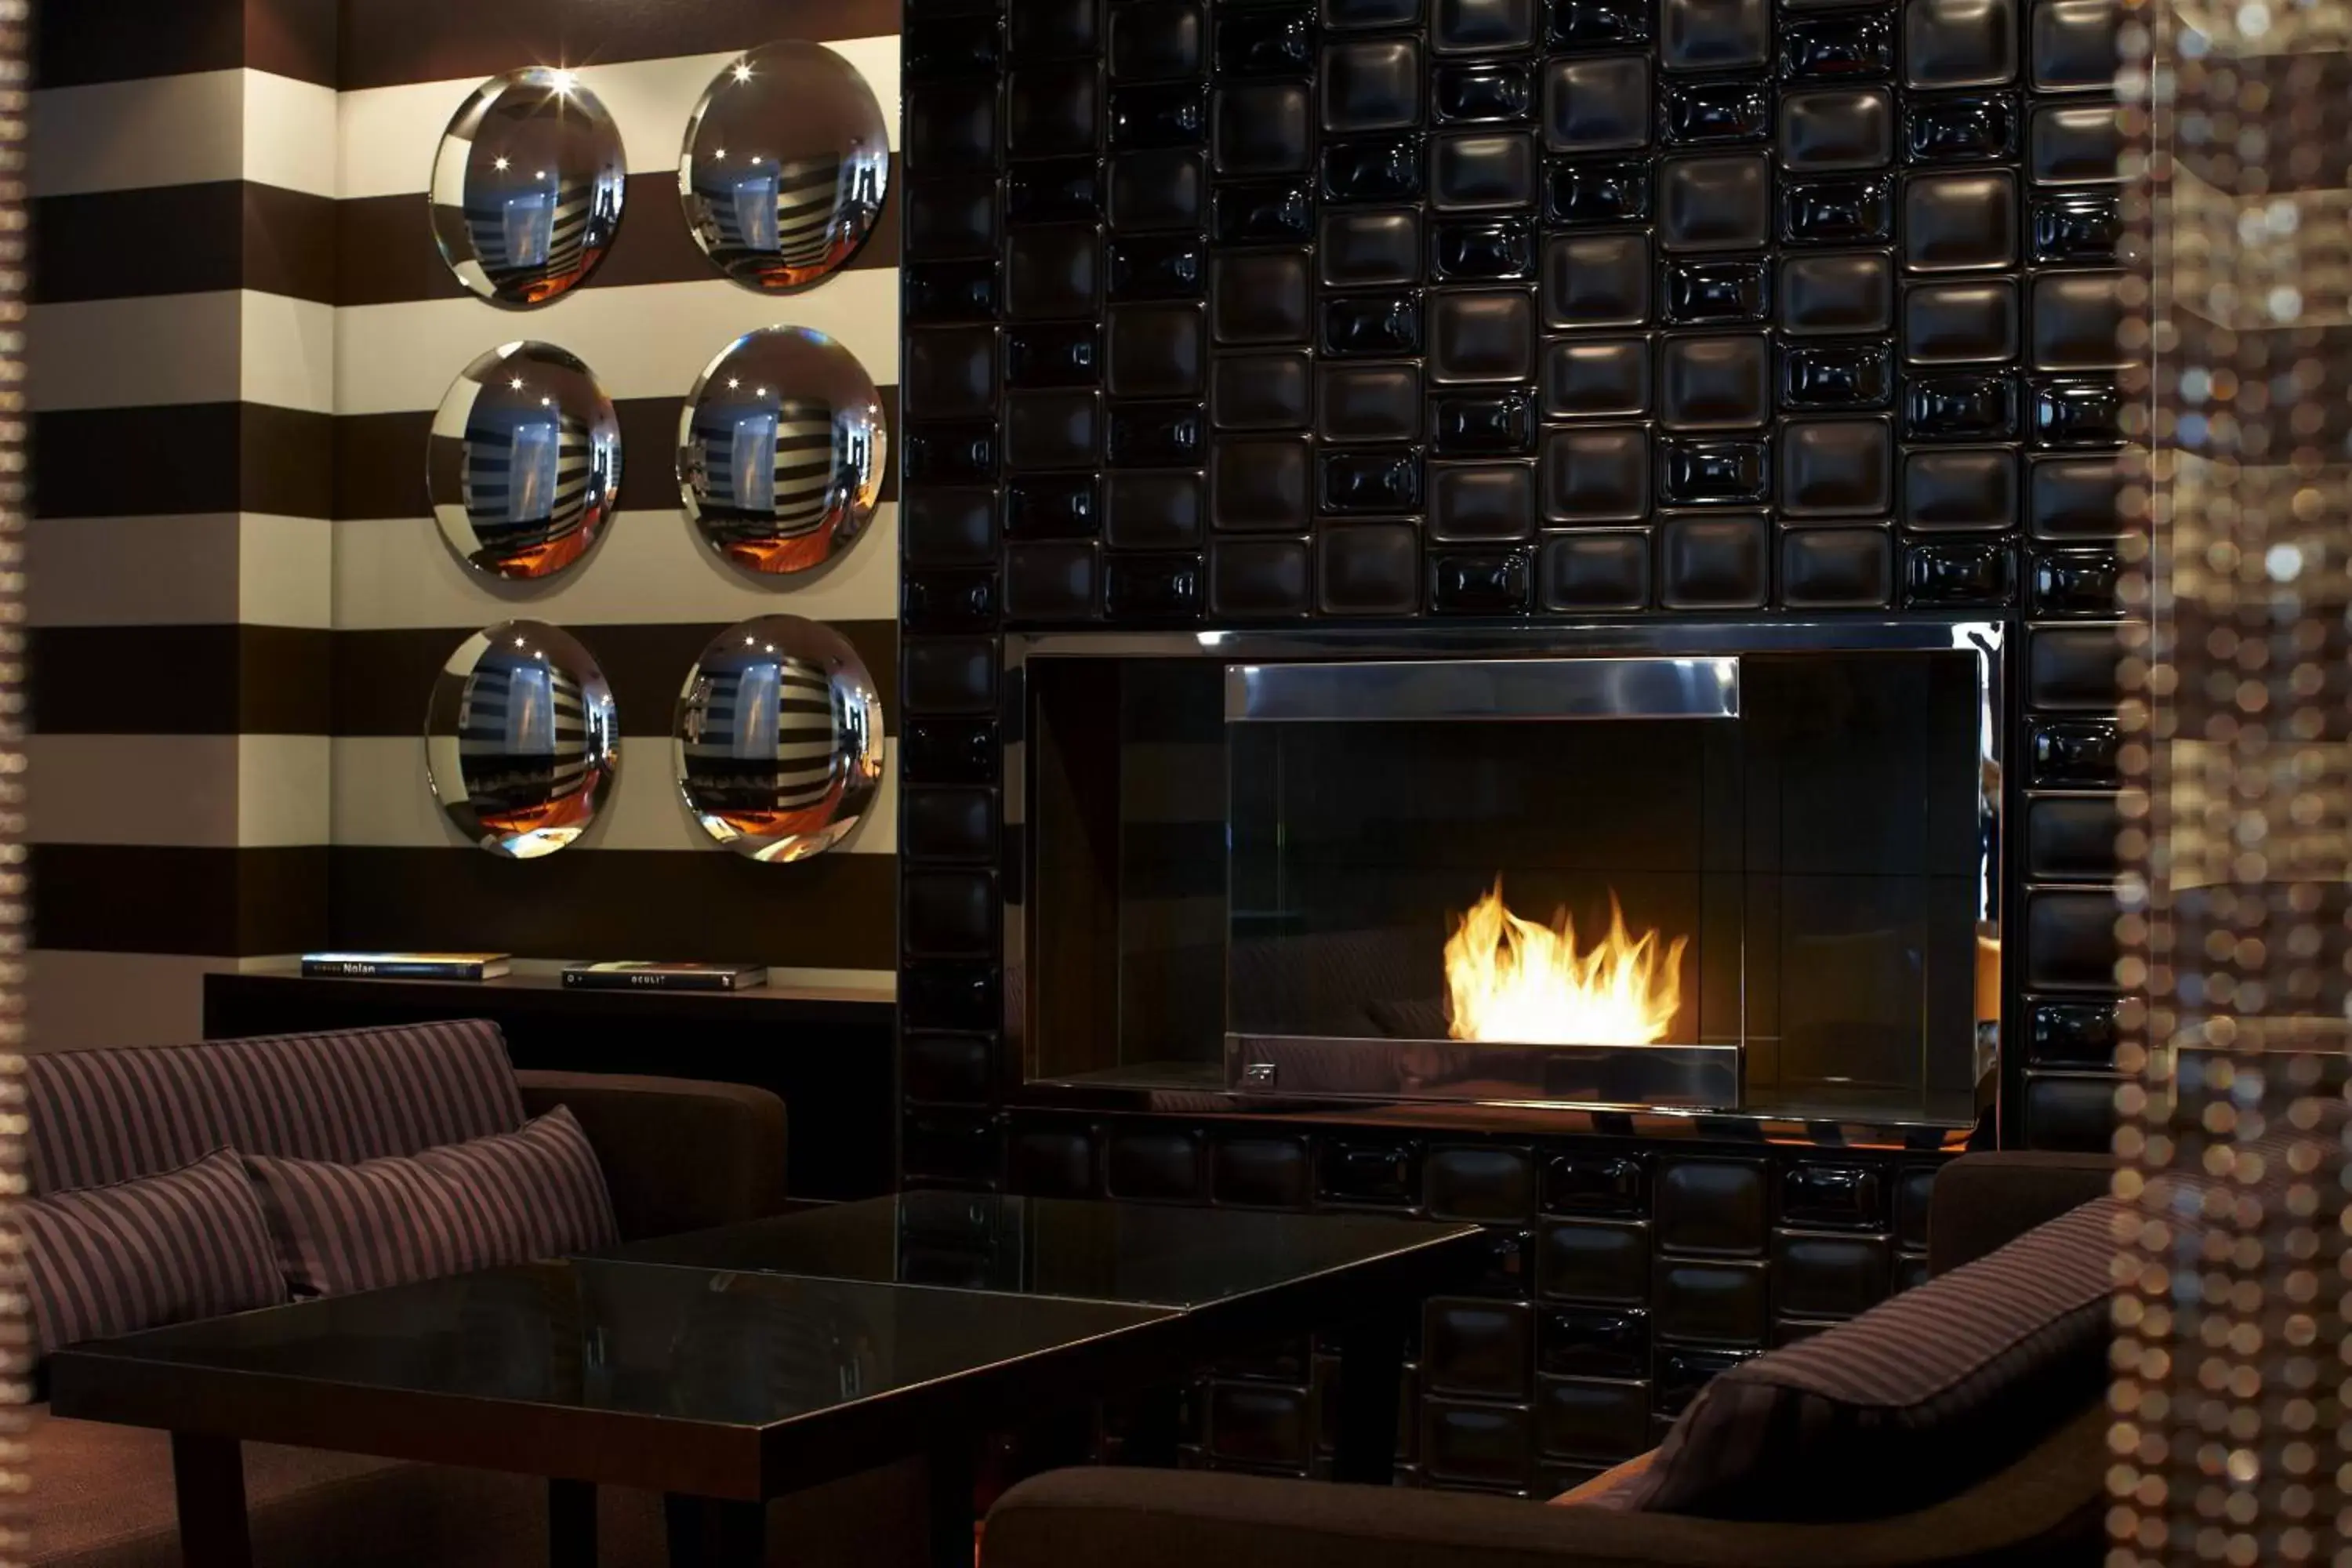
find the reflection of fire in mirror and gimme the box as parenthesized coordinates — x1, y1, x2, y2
(1443, 882, 1688, 1047)
(430, 68, 626, 307)
(428, 341, 620, 579)
(425, 621, 619, 859)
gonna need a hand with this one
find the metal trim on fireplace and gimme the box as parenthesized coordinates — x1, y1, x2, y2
(1002, 619, 2008, 1142)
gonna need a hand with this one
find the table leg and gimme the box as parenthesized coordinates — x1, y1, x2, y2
(927, 1436, 977, 1568)
(549, 1477, 597, 1568)
(1330, 1312, 1410, 1486)
(664, 1494, 764, 1568)
(169, 1432, 252, 1568)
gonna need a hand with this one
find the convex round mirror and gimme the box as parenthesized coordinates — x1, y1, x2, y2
(678, 41, 891, 292)
(426, 620, 619, 859)
(673, 615, 883, 862)
(429, 341, 621, 579)
(676, 325, 886, 575)
(431, 68, 626, 307)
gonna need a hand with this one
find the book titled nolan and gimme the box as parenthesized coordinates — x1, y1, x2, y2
(301, 953, 511, 981)
(561, 962, 769, 993)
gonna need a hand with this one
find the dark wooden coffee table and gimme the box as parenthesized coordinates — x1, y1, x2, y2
(48, 1197, 1488, 1568)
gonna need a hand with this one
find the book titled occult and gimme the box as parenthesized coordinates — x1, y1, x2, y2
(561, 962, 769, 993)
(301, 952, 511, 981)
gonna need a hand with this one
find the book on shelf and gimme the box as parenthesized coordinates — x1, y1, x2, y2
(300, 953, 510, 981)
(561, 961, 769, 993)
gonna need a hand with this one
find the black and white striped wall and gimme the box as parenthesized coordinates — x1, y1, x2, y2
(29, 0, 902, 1048)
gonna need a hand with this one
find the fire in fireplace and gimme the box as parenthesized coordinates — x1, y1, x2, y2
(1443, 883, 1688, 1049)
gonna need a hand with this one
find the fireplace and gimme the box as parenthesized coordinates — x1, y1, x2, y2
(1008, 624, 2004, 1132)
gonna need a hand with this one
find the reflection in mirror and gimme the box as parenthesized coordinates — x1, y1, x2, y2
(426, 620, 619, 858)
(429, 342, 621, 579)
(673, 615, 883, 862)
(676, 325, 886, 575)
(678, 41, 891, 293)
(431, 68, 626, 307)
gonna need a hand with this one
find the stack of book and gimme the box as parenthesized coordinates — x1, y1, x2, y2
(300, 952, 510, 981)
(560, 962, 768, 993)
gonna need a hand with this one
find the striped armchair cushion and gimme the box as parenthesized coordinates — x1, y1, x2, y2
(17, 1148, 287, 1357)
(244, 1105, 619, 1298)
(1623, 1195, 2117, 1522)
(28, 1020, 526, 1195)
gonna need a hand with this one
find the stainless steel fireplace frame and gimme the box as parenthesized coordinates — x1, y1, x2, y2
(1000, 619, 2007, 1136)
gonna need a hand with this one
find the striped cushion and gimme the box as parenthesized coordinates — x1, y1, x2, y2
(1624, 1196, 2117, 1522)
(16, 1148, 287, 1357)
(29, 1020, 526, 1196)
(244, 1105, 619, 1298)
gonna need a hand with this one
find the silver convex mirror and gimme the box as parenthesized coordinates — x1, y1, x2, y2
(426, 621, 619, 859)
(678, 41, 890, 293)
(429, 341, 621, 579)
(677, 325, 885, 575)
(431, 68, 626, 307)
(674, 615, 883, 862)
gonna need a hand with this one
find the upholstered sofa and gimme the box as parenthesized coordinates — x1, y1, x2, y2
(980, 1151, 2118, 1568)
(25, 1021, 924, 1568)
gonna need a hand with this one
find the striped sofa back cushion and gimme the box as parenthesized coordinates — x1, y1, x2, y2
(28, 1020, 526, 1196)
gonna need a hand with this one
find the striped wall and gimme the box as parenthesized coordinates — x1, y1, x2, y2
(29, 0, 902, 1047)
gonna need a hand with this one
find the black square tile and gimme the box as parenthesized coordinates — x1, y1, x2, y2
(904, 326, 997, 422)
(903, 424, 999, 485)
(1011, 0, 1100, 60)
(1323, 135, 1427, 201)
(905, 260, 1000, 323)
(1905, 94, 2018, 162)
(903, 487, 1000, 567)
(1773, 1232, 1893, 1318)
(1005, 224, 1102, 318)
(1544, 233, 1651, 327)
(2031, 0, 2118, 90)
(1541, 426, 1650, 521)
(1004, 389, 1101, 470)
(1432, 462, 1537, 539)
(906, 177, 998, 257)
(1550, 0, 1654, 47)
(1903, 372, 2020, 440)
(1547, 159, 1654, 227)
(1661, 437, 1769, 505)
(1432, 132, 1539, 212)
(1653, 1258, 1770, 1343)
(1537, 1218, 1651, 1302)
(1004, 541, 1099, 621)
(2029, 103, 2122, 184)
(1005, 158, 1102, 225)
(1318, 361, 1424, 441)
(2031, 548, 2123, 617)
(1904, 0, 2018, 88)
(1109, 150, 1205, 230)
(1321, 209, 1423, 287)
(1662, 80, 1771, 143)
(1213, 180, 1316, 243)
(1325, 0, 1424, 27)
(1659, 154, 1772, 250)
(1430, 548, 1534, 612)
(1904, 538, 2015, 604)
(1780, 340, 1893, 408)
(1107, 554, 1202, 624)
(1660, 334, 1771, 429)
(1211, 536, 1313, 615)
(1779, 11, 1894, 78)
(2030, 270, 2126, 370)
(1542, 338, 1653, 418)
(1436, 0, 1539, 52)
(1430, 288, 1537, 383)
(906, 15, 1003, 84)
(1106, 236, 1205, 300)
(1318, 522, 1425, 613)
(1214, 350, 1314, 429)
(2028, 455, 2122, 537)
(1902, 171, 2017, 270)
(1324, 39, 1425, 132)
(1110, 82, 1208, 148)
(1780, 525, 1894, 608)
(1661, 0, 1769, 71)
(1436, 61, 1535, 123)
(1543, 55, 1651, 153)
(1903, 447, 2017, 530)
(2032, 192, 2122, 263)
(902, 1030, 993, 1102)
(1433, 389, 1537, 452)
(1319, 447, 1424, 512)
(1323, 292, 1424, 355)
(1006, 475, 1101, 539)
(1541, 530, 1650, 608)
(2030, 376, 2125, 447)
(1779, 252, 1892, 335)
(1904, 279, 2020, 364)
(1007, 67, 1103, 158)
(1658, 514, 1769, 608)
(1433, 218, 1537, 280)
(1213, 436, 1313, 531)
(1664, 258, 1770, 324)
(1654, 1158, 1769, 1254)
(1211, 250, 1312, 343)
(1781, 174, 1892, 244)
(996, 324, 1098, 389)
(1537, 1376, 1650, 1460)
(906, 82, 1000, 172)
(1107, 303, 1203, 397)
(1111, 2, 1206, 81)
(1105, 470, 1205, 547)
(1215, 82, 1314, 175)
(1218, 8, 1316, 75)
(1105, 401, 1205, 465)
(1778, 88, 1894, 171)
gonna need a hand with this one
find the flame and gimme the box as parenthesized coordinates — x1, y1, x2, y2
(1443, 880, 1689, 1046)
